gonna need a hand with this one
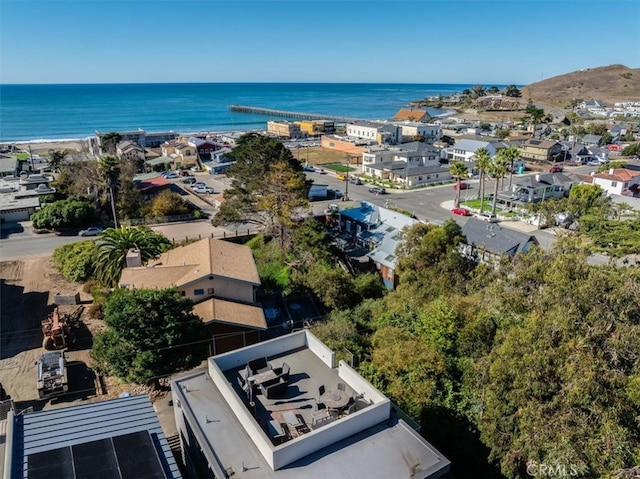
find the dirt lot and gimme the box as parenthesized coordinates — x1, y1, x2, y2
(292, 146, 350, 166)
(0, 256, 171, 414)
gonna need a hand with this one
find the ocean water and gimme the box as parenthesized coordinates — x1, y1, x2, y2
(0, 83, 476, 142)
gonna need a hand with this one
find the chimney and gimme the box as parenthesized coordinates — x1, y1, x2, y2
(535, 174, 541, 182)
(125, 248, 142, 268)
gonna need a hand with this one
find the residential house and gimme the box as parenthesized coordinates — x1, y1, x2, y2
(590, 168, 640, 196)
(0, 190, 40, 222)
(0, 155, 19, 178)
(3, 394, 181, 479)
(132, 173, 172, 200)
(296, 120, 336, 137)
(497, 172, 574, 205)
(96, 129, 178, 153)
(171, 329, 450, 478)
(519, 138, 563, 162)
(202, 147, 234, 174)
(392, 107, 431, 122)
(581, 134, 602, 146)
(579, 100, 603, 109)
(391, 121, 442, 144)
(119, 237, 265, 354)
(461, 217, 538, 266)
(116, 140, 146, 163)
(451, 138, 497, 164)
(161, 140, 197, 168)
(188, 136, 224, 162)
(336, 201, 419, 289)
(267, 121, 306, 139)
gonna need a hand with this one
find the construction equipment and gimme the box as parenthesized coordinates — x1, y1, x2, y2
(41, 306, 80, 350)
(36, 351, 69, 399)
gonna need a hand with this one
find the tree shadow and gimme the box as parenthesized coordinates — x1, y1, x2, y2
(420, 407, 504, 479)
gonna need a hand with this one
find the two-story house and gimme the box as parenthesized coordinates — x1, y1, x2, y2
(591, 168, 640, 197)
(116, 140, 146, 170)
(161, 140, 197, 168)
(267, 121, 306, 139)
(336, 202, 418, 289)
(391, 122, 442, 144)
(187, 136, 224, 162)
(451, 139, 497, 164)
(119, 238, 265, 354)
(346, 121, 400, 145)
(519, 138, 563, 162)
(392, 107, 431, 122)
(498, 172, 574, 205)
(296, 120, 335, 137)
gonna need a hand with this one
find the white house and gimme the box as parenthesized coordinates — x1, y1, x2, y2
(346, 121, 401, 145)
(591, 168, 640, 197)
(451, 139, 497, 164)
(391, 122, 442, 144)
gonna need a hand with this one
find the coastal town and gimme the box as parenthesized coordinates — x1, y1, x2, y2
(2, 67, 640, 479)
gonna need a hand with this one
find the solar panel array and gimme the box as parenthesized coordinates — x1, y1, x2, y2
(27, 430, 167, 479)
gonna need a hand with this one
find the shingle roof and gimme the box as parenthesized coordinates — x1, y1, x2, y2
(594, 168, 640, 182)
(392, 108, 431, 122)
(522, 139, 559, 150)
(462, 218, 538, 256)
(193, 297, 267, 329)
(121, 237, 260, 287)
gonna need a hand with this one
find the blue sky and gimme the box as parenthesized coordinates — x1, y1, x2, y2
(1, 0, 638, 85)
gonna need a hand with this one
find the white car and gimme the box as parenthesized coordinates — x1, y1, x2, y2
(162, 172, 179, 179)
(190, 182, 207, 189)
(78, 227, 103, 237)
(192, 186, 214, 194)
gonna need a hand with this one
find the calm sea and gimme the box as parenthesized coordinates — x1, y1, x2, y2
(0, 83, 476, 142)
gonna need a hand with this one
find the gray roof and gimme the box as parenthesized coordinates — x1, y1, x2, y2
(0, 155, 18, 173)
(453, 138, 493, 153)
(514, 172, 574, 189)
(7, 394, 181, 479)
(582, 134, 602, 145)
(462, 218, 538, 256)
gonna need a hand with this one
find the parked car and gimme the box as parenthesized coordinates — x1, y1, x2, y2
(549, 165, 563, 173)
(162, 171, 179, 179)
(336, 174, 347, 181)
(453, 182, 470, 190)
(315, 168, 327, 174)
(190, 166, 200, 172)
(478, 212, 498, 223)
(451, 207, 471, 216)
(192, 186, 214, 194)
(190, 182, 207, 189)
(179, 170, 191, 177)
(303, 164, 315, 172)
(181, 177, 197, 184)
(78, 227, 103, 237)
(587, 160, 601, 166)
(349, 177, 362, 185)
(369, 187, 386, 195)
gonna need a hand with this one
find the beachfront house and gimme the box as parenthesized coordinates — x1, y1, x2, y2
(267, 121, 306, 139)
(0, 155, 19, 178)
(187, 136, 225, 162)
(119, 237, 266, 354)
(161, 140, 197, 168)
(346, 121, 401, 145)
(296, 120, 336, 137)
(392, 107, 432, 122)
(391, 121, 442, 144)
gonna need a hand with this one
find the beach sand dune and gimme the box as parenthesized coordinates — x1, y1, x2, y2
(11, 139, 90, 154)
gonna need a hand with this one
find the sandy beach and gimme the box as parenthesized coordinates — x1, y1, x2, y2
(7, 138, 91, 155)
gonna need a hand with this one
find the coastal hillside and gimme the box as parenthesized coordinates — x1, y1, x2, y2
(521, 64, 640, 107)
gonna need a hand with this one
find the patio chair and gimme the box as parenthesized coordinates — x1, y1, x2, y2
(248, 357, 271, 375)
(337, 382, 346, 392)
(280, 362, 290, 381)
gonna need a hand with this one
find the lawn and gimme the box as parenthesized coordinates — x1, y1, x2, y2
(324, 164, 358, 173)
(15, 152, 30, 160)
(461, 198, 519, 217)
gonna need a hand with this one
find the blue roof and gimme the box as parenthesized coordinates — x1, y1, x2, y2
(11, 395, 181, 479)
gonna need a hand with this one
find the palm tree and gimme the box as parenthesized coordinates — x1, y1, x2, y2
(474, 148, 492, 213)
(489, 155, 509, 215)
(501, 145, 520, 190)
(96, 226, 171, 287)
(450, 161, 469, 208)
(100, 156, 120, 228)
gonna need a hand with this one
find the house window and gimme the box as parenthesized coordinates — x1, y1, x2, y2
(611, 181, 617, 187)
(194, 289, 204, 295)
(181, 291, 186, 296)
(207, 288, 214, 295)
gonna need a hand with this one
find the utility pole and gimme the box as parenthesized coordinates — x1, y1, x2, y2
(344, 155, 349, 201)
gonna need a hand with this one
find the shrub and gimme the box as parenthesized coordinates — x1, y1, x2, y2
(31, 198, 94, 230)
(52, 240, 98, 282)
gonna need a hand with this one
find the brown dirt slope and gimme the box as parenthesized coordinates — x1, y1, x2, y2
(521, 64, 640, 107)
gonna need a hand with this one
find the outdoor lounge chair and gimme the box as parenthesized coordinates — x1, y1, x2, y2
(248, 357, 271, 375)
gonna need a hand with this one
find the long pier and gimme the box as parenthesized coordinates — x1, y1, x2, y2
(228, 105, 361, 123)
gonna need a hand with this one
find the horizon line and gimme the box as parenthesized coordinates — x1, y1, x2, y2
(0, 81, 523, 87)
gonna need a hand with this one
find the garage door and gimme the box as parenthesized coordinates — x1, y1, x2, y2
(1, 208, 31, 222)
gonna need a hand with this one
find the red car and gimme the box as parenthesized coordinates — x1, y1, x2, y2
(549, 165, 563, 173)
(453, 182, 470, 190)
(452, 207, 471, 216)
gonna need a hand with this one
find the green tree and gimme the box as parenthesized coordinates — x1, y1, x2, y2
(489, 154, 509, 215)
(147, 190, 190, 218)
(450, 161, 469, 208)
(31, 198, 95, 230)
(91, 287, 208, 384)
(303, 263, 358, 311)
(100, 132, 122, 155)
(471, 85, 486, 98)
(504, 85, 522, 97)
(493, 128, 510, 140)
(500, 145, 520, 190)
(212, 133, 308, 249)
(487, 86, 500, 95)
(52, 240, 98, 282)
(353, 272, 386, 300)
(621, 143, 640, 157)
(473, 148, 492, 212)
(96, 226, 171, 287)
